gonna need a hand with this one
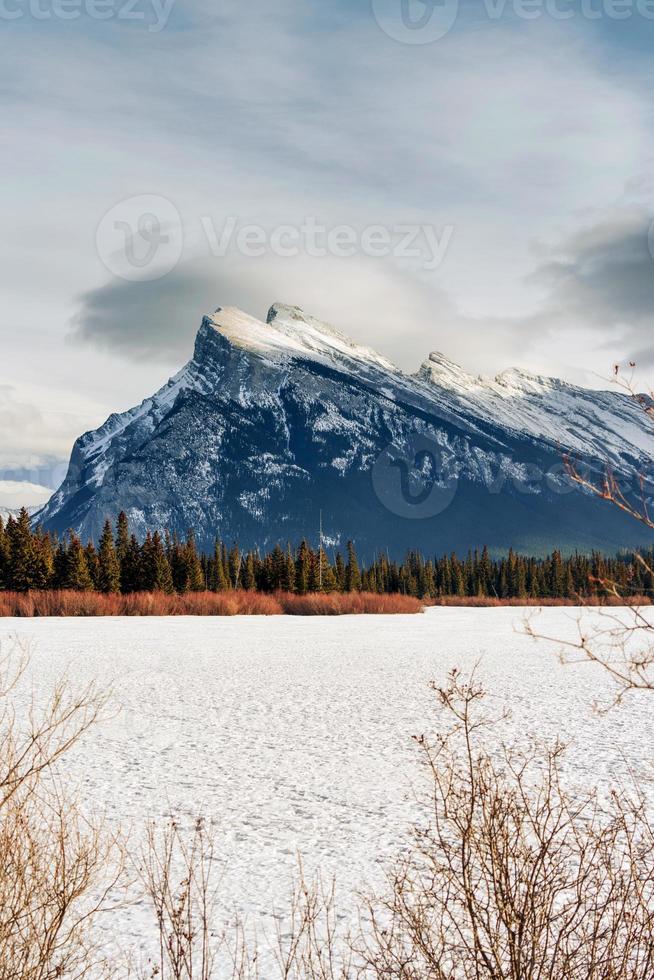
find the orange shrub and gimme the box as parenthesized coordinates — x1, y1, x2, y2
(277, 591, 422, 615)
(277, 593, 342, 616)
(232, 592, 282, 615)
(0, 589, 422, 616)
(0, 589, 276, 616)
(0, 590, 650, 616)
(356, 593, 423, 614)
(430, 595, 653, 607)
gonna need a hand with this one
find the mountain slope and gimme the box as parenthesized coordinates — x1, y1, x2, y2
(36, 303, 654, 557)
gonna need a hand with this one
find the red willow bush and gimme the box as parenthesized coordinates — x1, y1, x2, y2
(278, 591, 422, 615)
(1, 591, 645, 616)
(0, 590, 422, 617)
(1, 590, 643, 616)
(429, 595, 653, 608)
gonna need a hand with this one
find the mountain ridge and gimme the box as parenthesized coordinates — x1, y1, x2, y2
(35, 303, 654, 558)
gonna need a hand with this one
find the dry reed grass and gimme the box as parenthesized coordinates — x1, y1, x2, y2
(0, 590, 422, 617)
(429, 594, 652, 607)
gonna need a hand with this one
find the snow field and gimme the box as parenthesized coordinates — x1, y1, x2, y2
(0, 607, 652, 972)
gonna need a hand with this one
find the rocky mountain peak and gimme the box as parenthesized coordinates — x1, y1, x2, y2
(35, 302, 654, 558)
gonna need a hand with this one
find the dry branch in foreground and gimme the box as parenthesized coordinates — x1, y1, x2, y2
(357, 671, 654, 979)
(0, 641, 123, 980)
(134, 672, 654, 979)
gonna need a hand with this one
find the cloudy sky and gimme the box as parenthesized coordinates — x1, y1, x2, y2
(2, 0, 654, 505)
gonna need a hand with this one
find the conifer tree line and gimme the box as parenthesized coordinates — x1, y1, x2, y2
(1, 508, 652, 599)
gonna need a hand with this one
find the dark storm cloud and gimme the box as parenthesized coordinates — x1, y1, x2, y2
(519, 208, 654, 368)
(68, 253, 463, 372)
(72, 208, 654, 379)
(70, 264, 277, 363)
(532, 211, 654, 327)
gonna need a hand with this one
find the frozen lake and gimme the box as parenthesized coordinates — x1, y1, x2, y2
(0, 607, 652, 969)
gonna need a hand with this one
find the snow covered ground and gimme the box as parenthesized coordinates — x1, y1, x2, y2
(0, 607, 653, 972)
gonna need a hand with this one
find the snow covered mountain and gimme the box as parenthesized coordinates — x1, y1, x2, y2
(36, 303, 654, 557)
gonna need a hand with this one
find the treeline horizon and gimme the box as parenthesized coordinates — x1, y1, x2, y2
(0, 508, 652, 600)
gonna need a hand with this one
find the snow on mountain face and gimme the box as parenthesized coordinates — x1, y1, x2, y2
(416, 352, 654, 464)
(36, 304, 654, 558)
(265, 303, 398, 373)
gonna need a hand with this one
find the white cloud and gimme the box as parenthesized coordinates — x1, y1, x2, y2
(0, 383, 101, 478)
(2, 4, 654, 467)
(0, 481, 53, 509)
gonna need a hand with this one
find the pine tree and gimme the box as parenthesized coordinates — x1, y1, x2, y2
(228, 545, 241, 589)
(34, 530, 54, 589)
(0, 506, 633, 603)
(479, 545, 493, 596)
(122, 535, 142, 594)
(212, 540, 230, 591)
(115, 512, 129, 558)
(52, 540, 67, 589)
(115, 512, 132, 591)
(242, 552, 256, 591)
(308, 548, 321, 592)
(148, 532, 174, 593)
(85, 541, 99, 589)
(6, 509, 39, 591)
(295, 540, 311, 594)
(169, 534, 185, 593)
(97, 519, 121, 594)
(318, 550, 337, 592)
(422, 559, 436, 598)
(283, 546, 296, 593)
(184, 532, 205, 592)
(269, 544, 288, 590)
(220, 544, 231, 589)
(61, 533, 94, 591)
(334, 552, 346, 591)
(550, 549, 565, 598)
(345, 540, 361, 592)
(0, 517, 8, 590)
(140, 533, 156, 591)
